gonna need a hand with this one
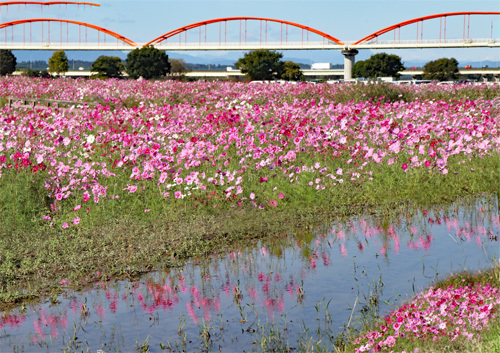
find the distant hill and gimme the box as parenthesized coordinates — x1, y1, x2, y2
(17, 59, 93, 70)
(402, 59, 500, 69)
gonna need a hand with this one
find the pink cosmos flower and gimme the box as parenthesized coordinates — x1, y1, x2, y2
(402, 163, 408, 171)
(62, 223, 69, 229)
(267, 200, 277, 207)
(72, 217, 80, 225)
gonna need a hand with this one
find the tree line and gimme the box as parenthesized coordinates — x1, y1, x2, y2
(0, 48, 465, 82)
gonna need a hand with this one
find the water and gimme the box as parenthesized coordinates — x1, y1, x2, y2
(1, 197, 499, 352)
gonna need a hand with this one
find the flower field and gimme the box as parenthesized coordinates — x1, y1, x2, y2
(0, 78, 499, 232)
(0, 77, 500, 350)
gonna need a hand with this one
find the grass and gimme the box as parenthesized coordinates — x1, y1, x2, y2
(0, 153, 498, 310)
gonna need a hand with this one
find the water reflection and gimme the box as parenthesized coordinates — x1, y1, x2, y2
(1, 197, 499, 352)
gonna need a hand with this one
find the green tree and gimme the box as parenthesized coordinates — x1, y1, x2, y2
(22, 68, 51, 78)
(48, 51, 69, 75)
(352, 53, 404, 79)
(91, 56, 124, 78)
(422, 58, 459, 81)
(169, 58, 189, 77)
(235, 49, 284, 81)
(281, 61, 303, 81)
(125, 46, 171, 79)
(0, 50, 16, 76)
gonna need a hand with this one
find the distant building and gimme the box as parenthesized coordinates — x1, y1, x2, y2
(311, 63, 331, 70)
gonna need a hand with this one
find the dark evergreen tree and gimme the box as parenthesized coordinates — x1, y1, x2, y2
(126, 46, 171, 79)
(423, 58, 459, 81)
(352, 53, 404, 79)
(91, 56, 125, 78)
(0, 50, 17, 76)
(235, 49, 284, 81)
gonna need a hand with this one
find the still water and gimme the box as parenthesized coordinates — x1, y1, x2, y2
(1, 197, 499, 352)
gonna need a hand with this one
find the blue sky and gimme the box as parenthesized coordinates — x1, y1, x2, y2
(1, 0, 499, 65)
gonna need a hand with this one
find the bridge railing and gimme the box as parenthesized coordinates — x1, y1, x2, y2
(0, 42, 134, 49)
(344, 38, 499, 45)
(153, 40, 343, 49)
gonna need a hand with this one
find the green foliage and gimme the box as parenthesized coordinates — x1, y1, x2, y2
(0, 49, 16, 76)
(21, 68, 51, 78)
(281, 61, 303, 81)
(235, 49, 284, 81)
(352, 53, 404, 79)
(49, 51, 69, 75)
(169, 58, 189, 77)
(125, 46, 171, 79)
(91, 56, 124, 79)
(423, 57, 459, 81)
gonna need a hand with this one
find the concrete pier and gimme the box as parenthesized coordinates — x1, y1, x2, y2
(341, 49, 359, 80)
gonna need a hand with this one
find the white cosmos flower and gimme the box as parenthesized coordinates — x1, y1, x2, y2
(86, 135, 95, 144)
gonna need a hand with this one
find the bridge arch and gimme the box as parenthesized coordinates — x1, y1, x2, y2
(0, 1, 100, 7)
(0, 18, 136, 46)
(353, 11, 500, 45)
(145, 17, 344, 47)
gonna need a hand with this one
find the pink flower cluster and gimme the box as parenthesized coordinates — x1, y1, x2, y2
(353, 283, 500, 352)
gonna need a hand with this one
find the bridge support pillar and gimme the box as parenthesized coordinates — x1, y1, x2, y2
(341, 49, 358, 81)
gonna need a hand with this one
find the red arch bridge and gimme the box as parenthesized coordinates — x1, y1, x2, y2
(0, 11, 499, 78)
(0, 12, 499, 51)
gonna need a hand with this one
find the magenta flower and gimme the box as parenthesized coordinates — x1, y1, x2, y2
(267, 200, 277, 207)
(401, 163, 408, 171)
